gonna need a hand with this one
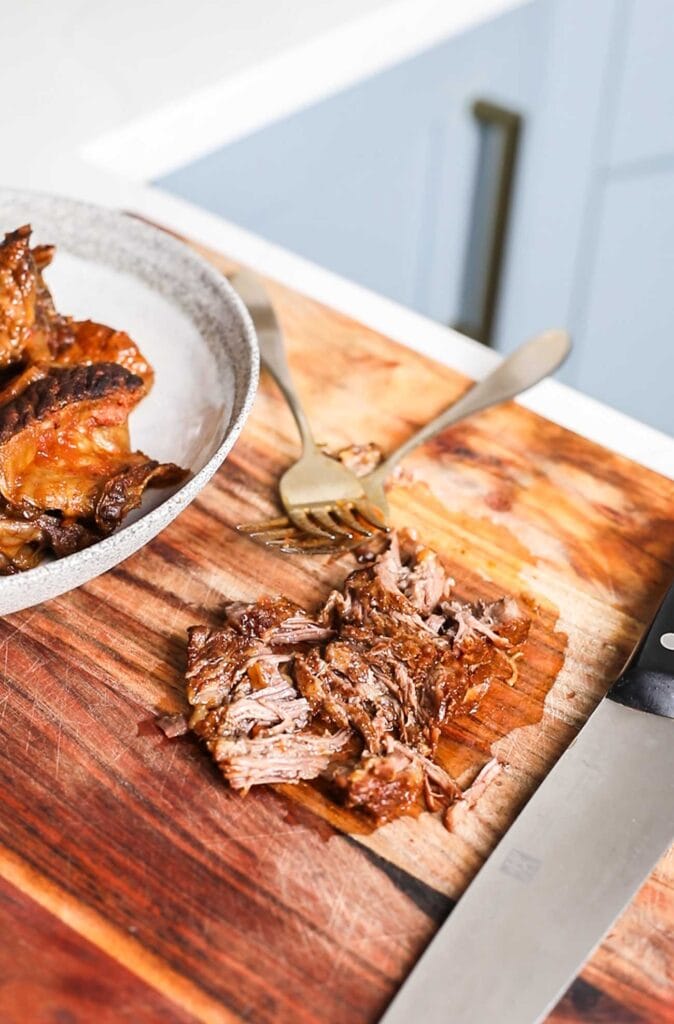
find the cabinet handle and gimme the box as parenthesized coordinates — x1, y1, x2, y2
(454, 99, 522, 346)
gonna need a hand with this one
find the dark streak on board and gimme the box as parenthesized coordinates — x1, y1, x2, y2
(0, 875, 195, 1024)
(343, 835, 455, 926)
(549, 978, 650, 1024)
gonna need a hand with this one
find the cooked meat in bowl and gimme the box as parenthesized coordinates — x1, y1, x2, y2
(0, 224, 186, 574)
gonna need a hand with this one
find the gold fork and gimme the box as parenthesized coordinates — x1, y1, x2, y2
(237, 314, 571, 553)
(231, 270, 387, 543)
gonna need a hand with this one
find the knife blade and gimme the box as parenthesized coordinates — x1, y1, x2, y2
(381, 582, 674, 1024)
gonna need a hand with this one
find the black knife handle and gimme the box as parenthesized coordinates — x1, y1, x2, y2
(609, 581, 674, 718)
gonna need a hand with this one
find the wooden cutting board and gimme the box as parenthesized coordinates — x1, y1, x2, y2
(0, 235, 672, 1024)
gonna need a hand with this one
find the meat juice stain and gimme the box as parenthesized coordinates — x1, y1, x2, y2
(436, 596, 567, 781)
(278, 779, 377, 838)
(278, 795, 339, 842)
(136, 717, 159, 738)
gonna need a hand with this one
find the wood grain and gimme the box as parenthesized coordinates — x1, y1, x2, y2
(0, 234, 671, 1023)
(0, 874, 195, 1023)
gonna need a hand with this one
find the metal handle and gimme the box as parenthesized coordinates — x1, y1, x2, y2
(454, 99, 522, 346)
(369, 329, 571, 483)
(229, 269, 316, 450)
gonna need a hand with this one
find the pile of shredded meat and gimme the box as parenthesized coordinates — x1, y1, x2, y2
(179, 530, 529, 826)
(0, 224, 186, 572)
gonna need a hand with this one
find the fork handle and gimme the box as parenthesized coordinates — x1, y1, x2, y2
(263, 350, 316, 452)
(369, 329, 571, 482)
(230, 269, 316, 450)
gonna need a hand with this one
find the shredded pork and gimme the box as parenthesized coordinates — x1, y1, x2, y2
(182, 531, 530, 827)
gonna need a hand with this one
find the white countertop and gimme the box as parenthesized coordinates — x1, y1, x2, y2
(3, 0, 672, 478)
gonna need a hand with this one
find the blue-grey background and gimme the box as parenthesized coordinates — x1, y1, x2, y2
(157, 0, 673, 436)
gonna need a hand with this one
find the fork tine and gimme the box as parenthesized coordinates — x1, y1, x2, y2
(256, 537, 302, 549)
(237, 513, 354, 548)
(236, 502, 384, 553)
(288, 508, 338, 539)
(240, 526, 296, 542)
(237, 515, 291, 531)
(280, 541, 344, 554)
(310, 508, 354, 539)
(354, 499, 390, 531)
(332, 503, 375, 537)
(261, 535, 346, 554)
(237, 519, 294, 539)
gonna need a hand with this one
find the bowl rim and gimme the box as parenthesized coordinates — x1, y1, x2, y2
(0, 188, 260, 595)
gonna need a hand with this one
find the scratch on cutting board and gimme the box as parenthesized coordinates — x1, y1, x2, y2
(156, 744, 180, 799)
(106, 743, 129, 766)
(21, 651, 51, 686)
(0, 609, 39, 652)
(54, 723, 62, 779)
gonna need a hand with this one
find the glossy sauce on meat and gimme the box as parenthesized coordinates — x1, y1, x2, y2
(183, 530, 530, 828)
(0, 225, 186, 572)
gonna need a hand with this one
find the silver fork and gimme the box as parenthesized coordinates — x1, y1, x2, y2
(239, 319, 571, 553)
(231, 270, 387, 541)
(357, 327, 571, 520)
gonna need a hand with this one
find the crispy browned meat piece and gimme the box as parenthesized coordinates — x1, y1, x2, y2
(52, 320, 154, 392)
(0, 502, 99, 574)
(333, 747, 424, 822)
(31, 242, 74, 359)
(183, 531, 530, 827)
(31, 244, 55, 272)
(0, 226, 74, 371)
(0, 363, 184, 533)
(0, 311, 155, 406)
(0, 225, 41, 368)
(0, 227, 153, 405)
(0, 363, 50, 406)
(0, 225, 187, 572)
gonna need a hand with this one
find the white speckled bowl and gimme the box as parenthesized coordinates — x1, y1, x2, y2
(0, 190, 259, 615)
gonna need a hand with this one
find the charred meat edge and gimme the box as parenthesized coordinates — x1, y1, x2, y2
(0, 362, 144, 445)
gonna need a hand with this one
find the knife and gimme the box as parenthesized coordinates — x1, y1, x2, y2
(381, 582, 674, 1024)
